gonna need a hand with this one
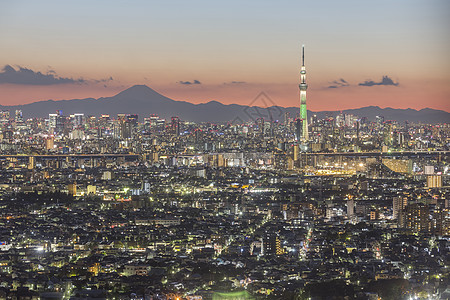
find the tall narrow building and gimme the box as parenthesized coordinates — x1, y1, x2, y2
(299, 45, 309, 142)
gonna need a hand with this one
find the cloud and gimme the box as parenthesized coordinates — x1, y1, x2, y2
(93, 76, 114, 84)
(224, 81, 247, 85)
(359, 75, 399, 87)
(0, 65, 85, 85)
(327, 78, 349, 89)
(179, 79, 201, 85)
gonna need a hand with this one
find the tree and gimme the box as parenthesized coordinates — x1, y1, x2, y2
(366, 279, 410, 300)
(298, 280, 355, 299)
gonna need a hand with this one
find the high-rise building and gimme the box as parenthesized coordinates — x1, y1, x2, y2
(284, 112, 290, 126)
(295, 118, 302, 141)
(0, 111, 10, 123)
(171, 116, 180, 136)
(15, 110, 23, 123)
(347, 198, 355, 219)
(263, 233, 284, 256)
(149, 114, 159, 131)
(424, 166, 434, 175)
(45, 137, 54, 150)
(255, 118, 264, 136)
(116, 114, 133, 139)
(49, 111, 66, 133)
(127, 114, 138, 126)
(293, 144, 299, 162)
(430, 208, 450, 236)
(299, 45, 309, 142)
(68, 182, 77, 196)
(399, 203, 429, 232)
(393, 196, 408, 219)
(370, 209, 380, 220)
(427, 175, 442, 188)
(48, 113, 57, 130)
(376, 115, 384, 126)
(71, 113, 85, 128)
(28, 156, 35, 170)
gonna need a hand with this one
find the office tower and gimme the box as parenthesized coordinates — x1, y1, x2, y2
(72, 113, 85, 128)
(15, 110, 23, 123)
(149, 114, 159, 131)
(255, 118, 264, 136)
(299, 45, 309, 142)
(171, 116, 180, 136)
(356, 120, 360, 144)
(295, 118, 302, 141)
(48, 113, 57, 130)
(143, 117, 151, 131)
(156, 118, 166, 132)
(116, 114, 125, 139)
(127, 114, 138, 137)
(284, 112, 290, 126)
(264, 121, 272, 137)
(335, 114, 344, 127)
(376, 115, 384, 126)
(127, 114, 138, 126)
(0, 111, 10, 123)
(116, 114, 133, 139)
(49, 111, 65, 133)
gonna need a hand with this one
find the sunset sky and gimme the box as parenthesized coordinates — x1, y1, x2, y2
(0, 0, 449, 112)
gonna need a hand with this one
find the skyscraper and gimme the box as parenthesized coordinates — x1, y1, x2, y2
(171, 116, 180, 136)
(15, 110, 23, 123)
(299, 45, 309, 142)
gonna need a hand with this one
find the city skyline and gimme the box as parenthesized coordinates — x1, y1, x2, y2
(1, 2, 449, 298)
(0, 0, 449, 112)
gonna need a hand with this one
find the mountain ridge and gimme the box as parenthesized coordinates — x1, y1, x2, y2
(0, 85, 448, 123)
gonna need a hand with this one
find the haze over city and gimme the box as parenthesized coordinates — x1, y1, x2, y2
(1, 0, 449, 112)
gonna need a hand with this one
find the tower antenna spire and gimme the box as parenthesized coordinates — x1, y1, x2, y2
(302, 44, 305, 66)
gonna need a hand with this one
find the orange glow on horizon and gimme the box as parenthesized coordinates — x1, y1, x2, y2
(0, 78, 449, 113)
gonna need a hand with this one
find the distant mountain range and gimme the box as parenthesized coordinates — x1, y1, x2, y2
(1, 85, 449, 123)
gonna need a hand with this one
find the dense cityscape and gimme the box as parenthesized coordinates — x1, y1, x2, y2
(2, 0, 450, 298)
(0, 104, 449, 299)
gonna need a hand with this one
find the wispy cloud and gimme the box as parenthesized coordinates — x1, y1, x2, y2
(224, 81, 247, 85)
(327, 78, 349, 89)
(93, 76, 114, 84)
(359, 75, 399, 87)
(178, 79, 201, 85)
(0, 65, 85, 85)
(93, 76, 114, 88)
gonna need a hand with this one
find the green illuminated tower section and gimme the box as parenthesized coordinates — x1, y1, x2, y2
(299, 45, 309, 142)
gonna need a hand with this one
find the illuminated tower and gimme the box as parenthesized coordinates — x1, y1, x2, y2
(299, 45, 309, 142)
